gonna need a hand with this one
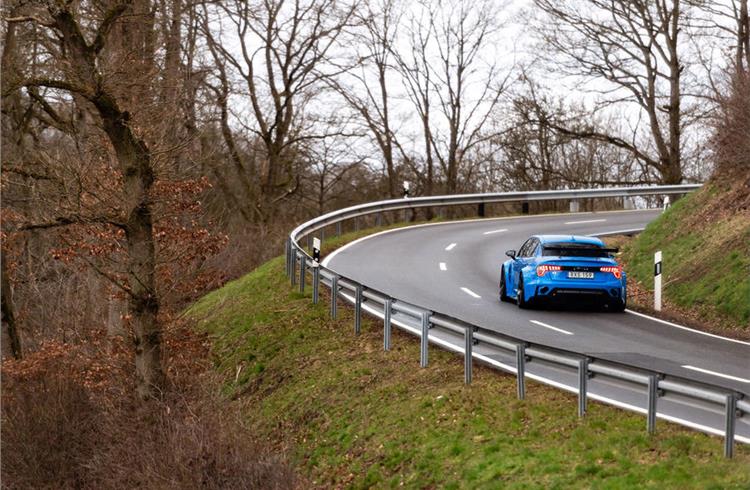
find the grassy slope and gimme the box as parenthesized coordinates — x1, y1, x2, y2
(621, 183, 750, 329)
(187, 230, 749, 489)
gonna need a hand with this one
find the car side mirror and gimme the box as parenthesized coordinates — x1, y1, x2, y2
(505, 249, 517, 260)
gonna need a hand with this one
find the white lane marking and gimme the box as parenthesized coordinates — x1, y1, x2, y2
(565, 218, 607, 225)
(483, 228, 508, 235)
(681, 365, 750, 383)
(530, 320, 574, 335)
(439, 262, 447, 271)
(347, 294, 750, 445)
(625, 309, 750, 346)
(461, 287, 481, 299)
(445, 243, 457, 251)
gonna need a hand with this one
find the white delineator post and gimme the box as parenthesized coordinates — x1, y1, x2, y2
(654, 251, 663, 311)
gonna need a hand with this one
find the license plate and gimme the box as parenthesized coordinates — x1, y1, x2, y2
(568, 271, 594, 279)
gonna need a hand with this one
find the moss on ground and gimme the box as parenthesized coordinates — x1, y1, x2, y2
(188, 230, 750, 488)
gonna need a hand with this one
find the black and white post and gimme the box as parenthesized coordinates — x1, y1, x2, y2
(654, 251, 663, 311)
(312, 238, 321, 304)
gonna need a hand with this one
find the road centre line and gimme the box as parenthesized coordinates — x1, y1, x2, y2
(439, 262, 447, 271)
(530, 320, 574, 335)
(445, 243, 457, 251)
(565, 218, 607, 225)
(483, 228, 508, 235)
(681, 365, 750, 383)
(461, 287, 481, 299)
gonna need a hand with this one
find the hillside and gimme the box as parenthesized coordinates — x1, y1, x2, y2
(187, 233, 749, 488)
(620, 178, 750, 335)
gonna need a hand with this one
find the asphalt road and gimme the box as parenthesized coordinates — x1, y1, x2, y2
(324, 209, 750, 397)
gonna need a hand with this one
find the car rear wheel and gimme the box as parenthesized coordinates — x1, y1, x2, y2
(499, 266, 511, 303)
(609, 298, 626, 312)
(517, 277, 530, 309)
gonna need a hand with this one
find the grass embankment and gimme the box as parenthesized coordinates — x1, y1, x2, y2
(188, 230, 750, 488)
(620, 181, 750, 334)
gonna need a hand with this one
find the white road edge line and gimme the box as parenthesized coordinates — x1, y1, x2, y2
(322, 212, 749, 346)
(344, 295, 750, 445)
(439, 262, 447, 271)
(565, 218, 607, 225)
(483, 228, 508, 235)
(625, 309, 750, 346)
(530, 320, 574, 335)
(461, 287, 481, 299)
(445, 243, 457, 251)
(682, 365, 750, 383)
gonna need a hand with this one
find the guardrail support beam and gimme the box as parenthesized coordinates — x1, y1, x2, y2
(285, 239, 291, 278)
(647, 375, 658, 434)
(477, 203, 485, 218)
(354, 284, 363, 335)
(330, 276, 338, 319)
(578, 358, 588, 417)
(420, 312, 430, 368)
(290, 252, 297, 286)
(336, 221, 342, 236)
(464, 327, 473, 384)
(299, 256, 306, 293)
(516, 344, 526, 400)
(384, 298, 392, 351)
(725, 394, 736, 458)
(312, 266, 320, 304)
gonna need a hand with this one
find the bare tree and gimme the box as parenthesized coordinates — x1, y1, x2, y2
(395, 0, 511, 197)
(533, 0, 695, 184)
(4, 1, 165, 398)
(328, 0, 403, 198)
(201, 0, 356, 221)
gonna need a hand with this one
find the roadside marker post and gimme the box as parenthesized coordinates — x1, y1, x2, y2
(654, 251, 663, 311)
(663, 196, 671, 211)
(312, 238, 321, 304)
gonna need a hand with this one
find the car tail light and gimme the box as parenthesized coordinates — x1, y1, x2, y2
(537, 264, 562, 277)
(600, 265, 622, 279)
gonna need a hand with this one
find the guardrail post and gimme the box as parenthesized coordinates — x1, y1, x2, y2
(647, 375, 658, 434)
(285, 239, 291, 277)
(312, 266, 320, 304)
(522, 202, 529, 214)
(570, 199, 580, 213)
(299, 256, 306, 293)
(376, 213, 382, 227)
(354, 284, 363, 335)
(464, 326, 473, 384)
(291, 252, 297, 286)
(516, 344, 526, 400)
(330, 276, 338, 319)
(354, 217, 359, 232)
(384, 298, 392, 351)
(578, 358, 588, 417)
(477, 203, 485, 218)
(725, 394, 736, 458)
(336, 221, 342, 236)
(420, 312, 430, 368)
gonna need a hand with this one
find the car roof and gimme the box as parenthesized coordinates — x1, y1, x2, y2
(533, 235, 605, 247)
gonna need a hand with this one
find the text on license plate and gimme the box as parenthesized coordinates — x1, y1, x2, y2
(568, 271, 594, 279)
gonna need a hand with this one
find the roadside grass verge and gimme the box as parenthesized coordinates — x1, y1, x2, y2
(620, 183, 750, 332)
(188, 229, 750, 488)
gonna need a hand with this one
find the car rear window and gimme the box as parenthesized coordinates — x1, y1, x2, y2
(542, 242, 612, 258)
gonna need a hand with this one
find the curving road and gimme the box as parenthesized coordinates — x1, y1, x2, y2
(323, 209, 750, 441)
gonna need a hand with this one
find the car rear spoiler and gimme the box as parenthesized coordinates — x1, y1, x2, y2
(542, 245, 620, 253)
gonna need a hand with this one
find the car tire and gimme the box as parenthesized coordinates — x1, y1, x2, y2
(610, 298, 626, 313)
(517, 277, 530, 309)
(499, 266, 511, 303)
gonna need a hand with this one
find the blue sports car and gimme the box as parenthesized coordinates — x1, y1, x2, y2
(499, 235, 626, 312)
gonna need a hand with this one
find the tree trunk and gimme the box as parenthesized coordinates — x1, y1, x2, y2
(1, 256, 22, 359)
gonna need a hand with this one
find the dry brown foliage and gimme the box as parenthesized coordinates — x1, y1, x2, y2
(1, 327, 296, 489)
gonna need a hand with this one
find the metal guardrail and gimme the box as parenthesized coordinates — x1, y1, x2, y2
(285, 185, 748, 458)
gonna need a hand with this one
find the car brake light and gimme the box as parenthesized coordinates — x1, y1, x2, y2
(600, 265, 622, 279)
(537, 264, 562, 277)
